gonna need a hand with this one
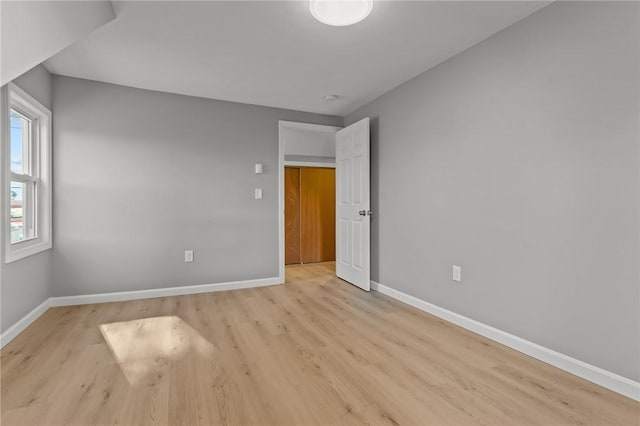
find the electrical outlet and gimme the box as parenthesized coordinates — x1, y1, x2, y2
(184, 250, 194, 263)
(452, 265, 462, 282)
(255, 188, 263, 199)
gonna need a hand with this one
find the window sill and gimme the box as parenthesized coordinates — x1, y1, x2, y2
(5, 239, 52, 263)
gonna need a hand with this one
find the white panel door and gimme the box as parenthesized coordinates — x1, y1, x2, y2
(336, 117, 370, 291)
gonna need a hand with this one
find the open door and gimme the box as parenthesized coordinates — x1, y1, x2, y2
(335, 117, 370, 291)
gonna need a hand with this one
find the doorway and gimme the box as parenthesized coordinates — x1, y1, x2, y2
(278, 119, 371, 290)
(278, 120, 341, 281)
(285, 166, 336, 265)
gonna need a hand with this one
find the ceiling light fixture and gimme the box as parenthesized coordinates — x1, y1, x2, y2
(310, 0, 373, 27)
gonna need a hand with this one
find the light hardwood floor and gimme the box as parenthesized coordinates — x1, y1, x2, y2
(1, 262, 638, 425)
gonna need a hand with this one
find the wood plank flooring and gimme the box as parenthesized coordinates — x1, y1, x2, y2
(2, 262, 638, 425)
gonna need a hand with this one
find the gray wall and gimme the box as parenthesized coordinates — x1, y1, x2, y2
(1, 65, 53, 333)
(345, 1, 639, 381)
(52, 76, 342, 296)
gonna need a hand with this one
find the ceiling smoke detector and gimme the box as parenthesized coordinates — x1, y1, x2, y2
(324, 94, 342, 102)
(310, 0, 374, 27)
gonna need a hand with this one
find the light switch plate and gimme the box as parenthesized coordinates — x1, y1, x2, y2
(255, 188, 263, 199)
(453, 265, 462, 282)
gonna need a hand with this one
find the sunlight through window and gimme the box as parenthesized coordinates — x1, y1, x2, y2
(100, 316, 213, 385)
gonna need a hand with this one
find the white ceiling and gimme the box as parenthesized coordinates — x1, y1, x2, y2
(1, 0, 114, 86)
(44, 1, 550, 116)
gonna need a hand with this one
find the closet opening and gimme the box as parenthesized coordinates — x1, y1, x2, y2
(285, 166, 335, 265)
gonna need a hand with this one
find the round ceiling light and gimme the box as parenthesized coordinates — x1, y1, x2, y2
(310, 0, 373, 27)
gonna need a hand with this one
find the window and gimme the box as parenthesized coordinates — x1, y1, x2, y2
(4, 83, 52, 262)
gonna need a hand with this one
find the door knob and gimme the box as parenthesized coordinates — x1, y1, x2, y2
(359, 210, 373, 216)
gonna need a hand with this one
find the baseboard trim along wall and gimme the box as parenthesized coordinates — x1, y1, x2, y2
(0, 298, 51, 349)
(49, 276, 282, 307)
(370, 281, 640, 402)
(0, 276, 282, 349)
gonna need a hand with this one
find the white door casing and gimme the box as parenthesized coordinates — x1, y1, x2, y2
(335, 117, 370, 291)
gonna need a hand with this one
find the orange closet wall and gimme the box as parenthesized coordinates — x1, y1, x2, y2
(285, 167, 335, 264)
(285, 167, 301, 264)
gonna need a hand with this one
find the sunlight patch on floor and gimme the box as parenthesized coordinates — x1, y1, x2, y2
(100, 316, 213, 385)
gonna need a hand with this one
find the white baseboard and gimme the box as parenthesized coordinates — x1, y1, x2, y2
(371, 281, 640, 402)
(1, 277, 283, 348)
(49, 276, 282, 307)
(0, 298, 51, 348)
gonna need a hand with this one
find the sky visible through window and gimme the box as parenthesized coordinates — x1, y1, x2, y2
(10, 112, 24, 200)
(11, 113, 24, 174)
(10, 112, 25, 242)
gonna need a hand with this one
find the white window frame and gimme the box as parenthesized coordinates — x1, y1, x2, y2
(3, 83, 52, 263)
